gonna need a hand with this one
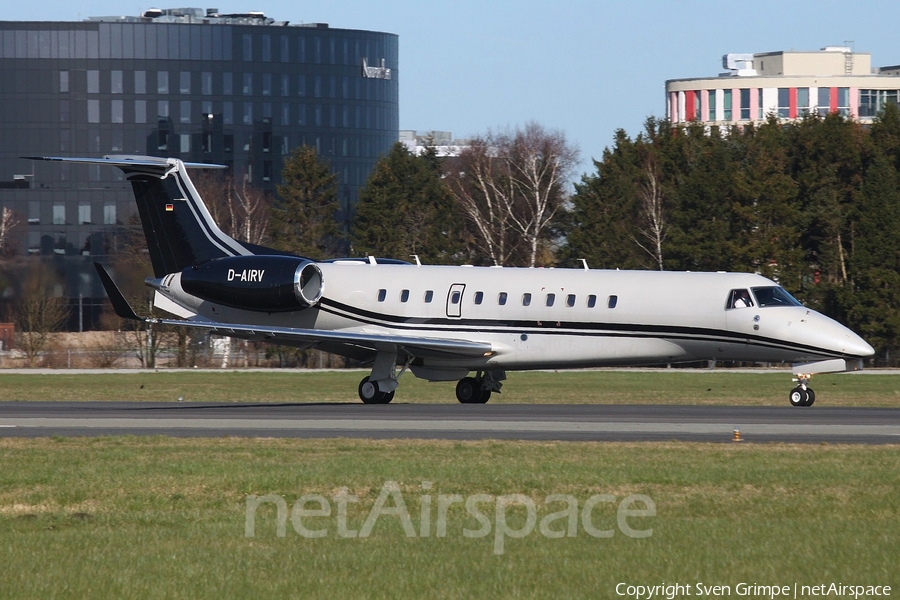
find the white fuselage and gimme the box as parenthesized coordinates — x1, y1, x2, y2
(153, 263, 873, 380)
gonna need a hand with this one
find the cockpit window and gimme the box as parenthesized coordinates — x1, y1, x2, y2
(727, 289, 754, 309)
(752, 286, 803, 307)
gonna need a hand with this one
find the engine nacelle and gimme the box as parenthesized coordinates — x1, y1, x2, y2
(180, 255, 323, 312)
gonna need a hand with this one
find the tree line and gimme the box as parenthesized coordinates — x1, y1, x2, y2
(276, 111, 900, 365)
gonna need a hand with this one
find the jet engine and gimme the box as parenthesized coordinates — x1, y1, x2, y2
(180, 255, 323, 312)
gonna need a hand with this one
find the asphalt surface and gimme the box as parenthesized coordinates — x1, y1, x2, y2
(0, 402, 898, 443)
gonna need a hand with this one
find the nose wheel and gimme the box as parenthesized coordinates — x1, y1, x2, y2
(359, 376, 395, 404)
(789, 373, 815, 407)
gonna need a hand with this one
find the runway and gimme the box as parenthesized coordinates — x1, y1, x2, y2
(0, 402, 898, 443)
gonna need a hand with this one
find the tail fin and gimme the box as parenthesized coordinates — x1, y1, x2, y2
(27, 155, 256, 277)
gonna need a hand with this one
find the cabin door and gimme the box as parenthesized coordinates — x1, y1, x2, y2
(446, 283, 466, 318)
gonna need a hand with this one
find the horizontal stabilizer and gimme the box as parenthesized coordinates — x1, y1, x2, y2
(93, 263, 141, 321)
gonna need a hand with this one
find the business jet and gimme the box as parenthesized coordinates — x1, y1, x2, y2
(28, 155, 874, 406)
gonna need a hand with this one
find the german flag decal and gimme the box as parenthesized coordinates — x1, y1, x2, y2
(165, 204, 174, 211)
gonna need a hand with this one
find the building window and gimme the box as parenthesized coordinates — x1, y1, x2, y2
(797, 88, 809, 114)
(180, 134, 190, 153)
(758, 88, 763, 119)
(723, 90, 732, 121)
(837, 87, 850, 116)
(202, 72, 212, 95)
(243, 102, 253, 125)
(817, 87, 831, 116)
(87, 70, 99, 93)
(281, 74, 290, 97)
(52, 204, 65, 225)
(157, 71, 168, 94)
(87, 99, 100, 123)
(111, 100, 123, 123)
(223, 102, 233, 125)
(777, 88, 790, 118)
(78, 204, 91, 225)
(708, 91, 716, 122)
(60, 99, 69, 123)
(243, 73, 253, 95)
(111, 70, 123, 93)
(180, 101, 191, 123)
(223, 72, 233, 95)
(262, 73, 272, 96)
(135, 71, 146, 94)
(59, 70, 69, 93)
(242, 34, 252, 61)
(103, 203, 116, 225)
(694, 91, 702, 121)
(157, 100, 169, 120)
(135, 100, 146, 124)
(740, 89, 751, 120)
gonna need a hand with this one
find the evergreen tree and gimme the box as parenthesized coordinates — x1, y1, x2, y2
(270, 146, 342, 259)
(352, 142, 467, 263)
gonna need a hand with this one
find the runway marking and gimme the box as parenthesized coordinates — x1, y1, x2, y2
(1, 418, 898, 437)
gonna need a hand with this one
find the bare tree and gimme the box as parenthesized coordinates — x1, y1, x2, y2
(446, 123, 578, 267)
(0, 207, 20, 256)
(194, 171, 270, 244)
(13, 267, 69, 366)
(632, 162, 667, 271)
(505, 123, 579, 267)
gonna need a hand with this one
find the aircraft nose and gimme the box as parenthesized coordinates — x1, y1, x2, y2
(842, 330, 875, 358)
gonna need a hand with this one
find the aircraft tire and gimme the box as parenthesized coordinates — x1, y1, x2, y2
(789, 386, 808, 407)
(456, 377, 481, 404)
(476, 389, 492, 404)
(359, 376, 390, 404)
(804, 388, 815, 407)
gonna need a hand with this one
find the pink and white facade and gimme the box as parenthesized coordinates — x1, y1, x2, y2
(667, 48, 900, 125)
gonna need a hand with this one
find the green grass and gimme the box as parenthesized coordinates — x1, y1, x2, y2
(0, 438, 897, 598)
(1, 369, 900, 405)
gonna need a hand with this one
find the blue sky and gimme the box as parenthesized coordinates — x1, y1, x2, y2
(9, 1, 900, 176)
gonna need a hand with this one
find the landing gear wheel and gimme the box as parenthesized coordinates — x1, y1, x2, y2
(456, 377, 480, 404)
(805, 388, 815, 407)
(456, 377, 492, 404)
(359, 376, 393, 404)
(789, 385, 809, 407)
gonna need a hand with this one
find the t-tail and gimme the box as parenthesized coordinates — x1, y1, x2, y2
(26, 155, 287, 277)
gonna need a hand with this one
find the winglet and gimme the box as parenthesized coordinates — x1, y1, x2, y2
(93, 263, 142, 321)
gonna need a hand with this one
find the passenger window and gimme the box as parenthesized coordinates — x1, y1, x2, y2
(451, 291, 461, 304)
(424, 290, 434, 303)
(400, 289, 409, 302)
(727, 289, 754, 309)
(377, 289, 386, 302)
(522, 293, 532, 306)
(566, 294, 576, 307)
(587, 295, 597, 308)
(498, 292, 508, 306)
(607, 295, 618, 309)
(474, 291, 484, 305)
(546, 293, 555, 307)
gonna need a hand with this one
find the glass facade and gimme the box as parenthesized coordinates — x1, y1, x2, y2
(0, 16, 399, 322)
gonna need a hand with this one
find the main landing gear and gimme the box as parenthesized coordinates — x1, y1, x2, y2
(455, 371, 504, 404)
(358, 376, 395, 404)
(789, 373, 816, 407)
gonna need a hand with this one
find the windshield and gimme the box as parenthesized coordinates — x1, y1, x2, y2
(751, 286, 803, 308)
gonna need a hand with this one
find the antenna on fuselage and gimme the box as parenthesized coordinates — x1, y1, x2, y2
(411, 254, 422, 266)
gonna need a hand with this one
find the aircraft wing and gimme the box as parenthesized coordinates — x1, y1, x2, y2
(149, 317, 494, 359)
(94, 263, 493, 360)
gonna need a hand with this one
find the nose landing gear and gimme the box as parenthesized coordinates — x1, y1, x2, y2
(789, 373, 816, 407)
